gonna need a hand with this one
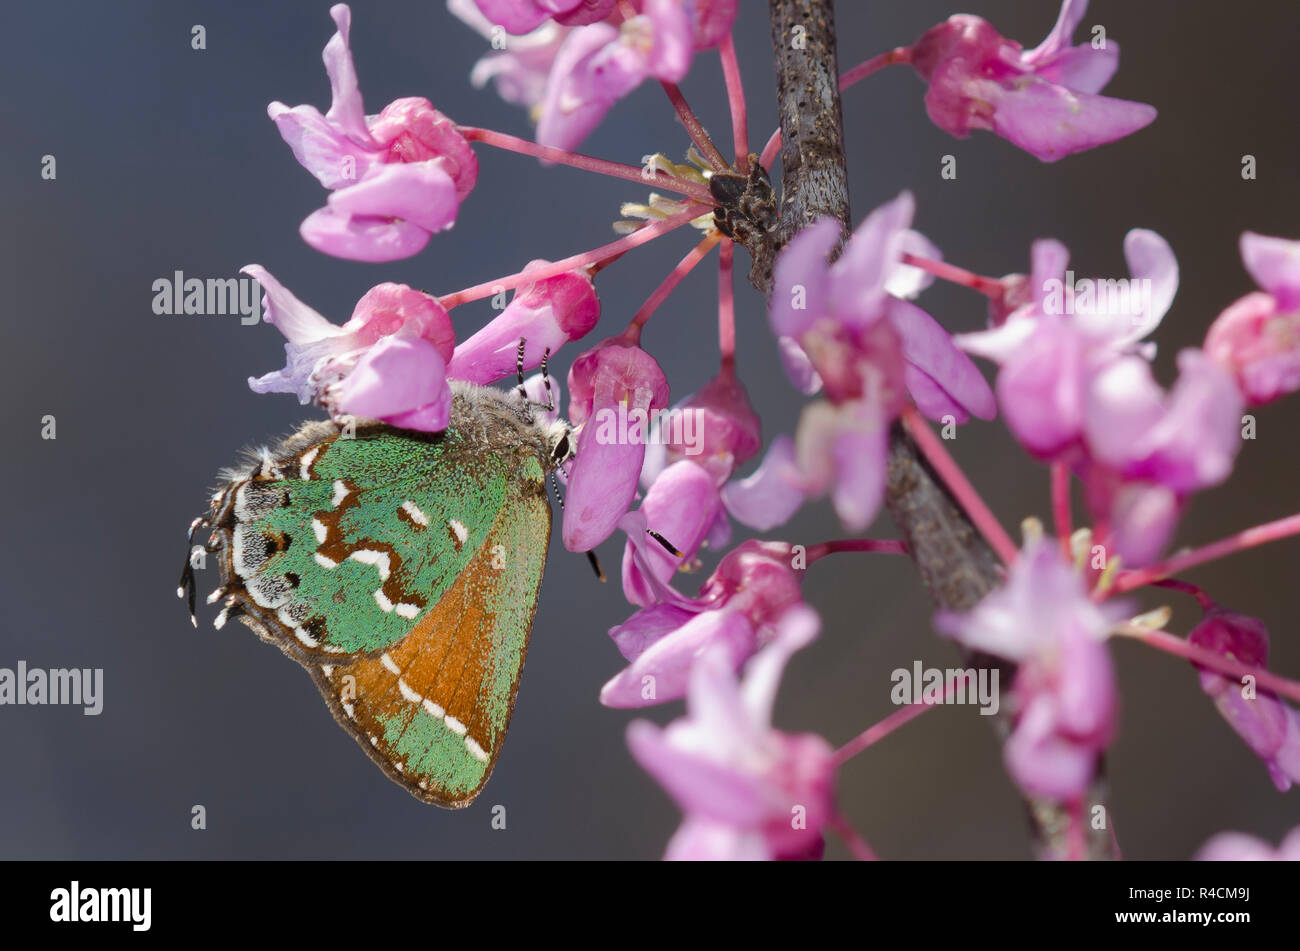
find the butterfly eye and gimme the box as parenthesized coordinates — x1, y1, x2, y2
(552, 433, 571, 462)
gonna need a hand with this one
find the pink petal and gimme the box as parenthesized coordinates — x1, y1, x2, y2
(601, 609, 756, 708)
(889, 298, 996, 421)
(609, 602, 699, 662)
(770, 217, 839, 339)
(344, 283, 455, 360)
(300, 206, 433, 262)
(367, 98, 480, 201)
(794, 400, 889, 531)
(1033, 44, 1120, 96)
(563, 430, 645, 552)
(446, 266, 599, 384)
(331, 335, 450, 428)
(644, 0, 692, 82)
(1082, 355, 1166, 469)
(886, 228, 942, 300)
(684, 0, 737, 49)
(828, 406, 890, 531)
(832, 191, 914, 323)
(739, 604, 820, 727)
(471, 0, 557, 34)
(1241, 232, 1300, 308)
(626, 719, 769, 824)
(997, 318, 1086, 459)
(382, 398, 454, 432)
(1004, 695, 1098, 800)
(554, 0, 617, 27)
(326, 160, 460, 234)
(239, 265, 340, 344)
(720, 435, 806, 531)
(1089, 227, 1177, 346)
(562, 343, 670, 551)
(1205, 291, 1300, 406)
(621, 461, 721, 608)
(1197, 832, 1279, 861)
(267, 102, 380, 189)
(1055, 626, 1116, 741)
(989, 78, 1157, 162)
(536, 22, 641, 152)
(903, 366, 967, 423)
(1152, 350, 1244, 491)
(776, 336, 823, 394)
(322, 4, 377, 147)
(1021, 0, 1089, 65)
(664, 818, 769, 860)
(1104, 481, 1179, 567)
(1030, 238, 1070, 311)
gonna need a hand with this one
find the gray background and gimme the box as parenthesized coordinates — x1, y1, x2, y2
(2, 0, 1297, 859)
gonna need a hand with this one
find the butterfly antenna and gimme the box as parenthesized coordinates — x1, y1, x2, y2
(515, 337, 528, 400)
(647, 530, 683, 558)
(540, 347, 555, 412)
(586, 551, 606, 583)
(177, 516, 209, 627)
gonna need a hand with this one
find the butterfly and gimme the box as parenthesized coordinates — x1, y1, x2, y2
(179, 379, 573, 808)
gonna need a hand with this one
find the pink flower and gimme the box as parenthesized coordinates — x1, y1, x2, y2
(1196, 825, 1300, 861)
(720, 436, 806, 532)
(535, 0, 698, 150)
(773, 197, 994, 419)
(448, 0, 571, 111)
(957, 229, 1179, 459)
(1081, 349, 1243, 565)
(445, 265, 600, 384)
(602, 538, 810, 708)
(469, 0, 615, 34)
(562, 337, 670, 551)
(625, 608, 836, 860)
(1188, 607, 1300, 792)
(243, 266, 457, 432)
(621, 460, 722, 608)
(635, 370, 761, 545)
(937, 535, 1122, 800)
(641, 370, 761, 487)
(769, 194, 994, 530)
(1205, 232, 1300, 406)
(269, 5, 478, 261)
(909, 0, 1157, 161)
(954, 230, 1218, 566)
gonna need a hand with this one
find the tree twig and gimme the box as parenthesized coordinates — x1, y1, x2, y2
(752, 0, 1117, 860)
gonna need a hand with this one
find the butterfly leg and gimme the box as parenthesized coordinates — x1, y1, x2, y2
(177, 515, 210, 627)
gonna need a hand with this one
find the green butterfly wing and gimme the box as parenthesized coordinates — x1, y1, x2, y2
(203, 416, 554, 806)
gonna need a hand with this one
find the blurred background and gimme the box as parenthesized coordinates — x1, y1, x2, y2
(2, 0, 1297, 859)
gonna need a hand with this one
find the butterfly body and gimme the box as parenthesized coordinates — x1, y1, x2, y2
(184, 382, 569, 808)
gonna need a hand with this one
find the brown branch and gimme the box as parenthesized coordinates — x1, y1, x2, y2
(753, 0, 1117, 860)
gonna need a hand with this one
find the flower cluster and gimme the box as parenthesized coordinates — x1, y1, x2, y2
(271, 5, 480, 261)
(229, 1, 1300, 861)
(956, 231, 1245, 567)
(907, 0, 1156, 161)
(243, 261, 598, 431)
(938, 534, 1122, 801)
(453, 0, 737, 150)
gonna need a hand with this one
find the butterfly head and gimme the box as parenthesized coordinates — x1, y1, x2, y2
(545, 420, 574, 471)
